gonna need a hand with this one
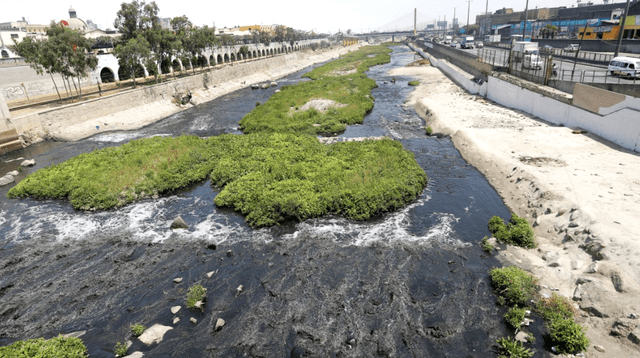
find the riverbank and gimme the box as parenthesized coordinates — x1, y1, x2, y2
(7, 45, 360, 146)
(392, 63, 640, 356)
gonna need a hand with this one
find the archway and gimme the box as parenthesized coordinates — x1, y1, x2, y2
(253, 50, 257, 58)
(209, 55, 215, 65)
(261, 49, 265, 56)
(100, 67, 115, 83)
(1, 50, 9, 58)
(160, 59, 171, 74)
(198, 56, 207, 68)
(118, 64, 145, 81)
(217, 54, 223, 64)
(230, 53, 236, 62)
(172, 59, 181, 72)
(224, 54, 229, 63)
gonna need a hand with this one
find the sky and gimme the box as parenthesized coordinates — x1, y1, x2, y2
(0, 0, 632, 34)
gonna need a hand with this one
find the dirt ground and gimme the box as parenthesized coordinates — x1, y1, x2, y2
(390, 64, 640, 357)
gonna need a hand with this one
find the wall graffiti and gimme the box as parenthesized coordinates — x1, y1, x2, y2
(3, 86, 24, 99)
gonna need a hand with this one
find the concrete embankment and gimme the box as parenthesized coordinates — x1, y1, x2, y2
(2, 45, 359, 149)
(397, 48, 640, 356)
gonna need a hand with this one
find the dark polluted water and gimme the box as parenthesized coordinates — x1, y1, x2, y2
(0, 46, 520, 357)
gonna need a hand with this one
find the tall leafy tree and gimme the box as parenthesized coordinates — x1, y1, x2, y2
(114, 34, 151, 88)
(12, 37, 63, 99)
(114, 0, 160, 42)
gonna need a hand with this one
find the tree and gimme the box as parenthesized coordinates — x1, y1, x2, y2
(219, 34, 235, 46)
(251, 30, 271, 46)
(170, 15, 192, 34)
(114, 34, 150, 87)
(114, 0, 160, 42)
(12, 37, 63, 100)
(346, 29, 352, 35)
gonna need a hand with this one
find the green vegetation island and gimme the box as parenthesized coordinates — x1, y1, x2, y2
(8, 45, 428, 227)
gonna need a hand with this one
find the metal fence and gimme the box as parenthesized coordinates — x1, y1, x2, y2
(478, 48, 637, 85)
(487, 43, 613, 64)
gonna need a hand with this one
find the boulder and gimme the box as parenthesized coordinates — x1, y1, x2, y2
(515, 331, 528, 343)
(173, 277, 183, 283)
(190, 317, 198, 324)
(206, 271, 215, 278)
(270, 82, 277, 86)
(138, 324, 173, 345)
(629, 327, 640, 345)
(123, 352, 144, 358)
(21, 159, 35, 166)
(0, 175, 14, 186)
(170, 216, 188, 229)
(170, 306, 181, 314)
(173, 317, 180, 325)
(8, 171, 19, 176)
(215, 318, 225, 331)
(250, 84, 260, 90)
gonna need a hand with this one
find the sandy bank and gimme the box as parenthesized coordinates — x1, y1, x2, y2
(390, 64, 640, 356)
(45, 46, 360, 142)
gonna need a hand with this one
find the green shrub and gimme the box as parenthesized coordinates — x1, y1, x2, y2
(408, 80, 420, 86)
(186, 284, 207, 311)
(425, 126, 433, 136)
(548, 318, 589, 354)
(481, 236, 494, 253)
(0, 335, 87, 357)
(131, 323, 145, 337)
(114, 342, 127, 357)
(488, 214, 537, 249)
(490, 266, 538, 307)
(504, 306, 527, 330)
(496, 337, 533, 358)
(536, 293, 576, 322)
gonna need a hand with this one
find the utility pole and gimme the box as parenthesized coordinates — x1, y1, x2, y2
(454, 7, 457, 34)
(414, 8, 417, 36)
(614, 0, 631, 57)
(466, 0, 472, 35)
(484, 0, 489, 38)
(522, 0, 529, 40)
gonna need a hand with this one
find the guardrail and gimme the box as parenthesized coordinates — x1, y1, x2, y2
(486, 43, 613, 64)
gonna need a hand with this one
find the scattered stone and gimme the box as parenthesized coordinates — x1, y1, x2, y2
(60, 331, 86, 338)
(206, 271, 215, 278)
(8, 170, 19, 176)
(571, 260, 582, 270)
(557, 207, 568, 216)
(629, 313, 638, 319)
(170, 306, 181, 314)
(551, 346, 557, 353)
(21, 159, 35, 166)
(611, 272, 625, 293)
(194, 300, 203, 310)
(630, 328, 640, 345)
(0, 175, 15, 186)
(275, 89, 281, 93)
(610, 319, 637, 337)
(173, 317, 180, 325)
(170, 216, 188, 230)
(581, 304, 608, 318)
(236, 285, 244, 294)
(251, 84, 259, 90)
(515, 331, 528, 343)
(226, 250, 233, 257)
(585, 262, 598, 273)
(138, 324, 173, 345)
(173, 277, 183, 284)
(215, 318, 226, 331)
(190, 317, 197, 324)
(576, 277, 592, 285)
(123, 352, 144, 358)
(573, 284, 584, 301)
(593, 345, 605, 352)
(270, 81, 277, 86)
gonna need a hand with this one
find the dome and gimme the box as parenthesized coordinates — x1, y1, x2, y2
(65, 17, 88, 31)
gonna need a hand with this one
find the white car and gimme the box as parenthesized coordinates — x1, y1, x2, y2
(475, 41, 484, 48)
(608, 57, 640, 78)
(564, 44, 579, 52)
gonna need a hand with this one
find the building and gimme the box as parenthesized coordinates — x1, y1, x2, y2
(476, 0, 640, 40)
(215, 24, 275, 36)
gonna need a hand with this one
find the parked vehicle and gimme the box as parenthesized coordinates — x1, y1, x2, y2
(450, 41, 459, 48)
(541, 45, 554, 54)
(485, 34, 501, 43)
(475, 41, 484, 48)
(564, 44, 579, 52)
(460, 36, 475, 49)
(608, 57, 640, 78)
(444, 35, 452, 44)
(513, 41, 543, 70)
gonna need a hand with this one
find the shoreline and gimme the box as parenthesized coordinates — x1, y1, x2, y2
(391, 63, 640, 356)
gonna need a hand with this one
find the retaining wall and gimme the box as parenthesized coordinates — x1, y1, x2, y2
(413, 43, 640, 152)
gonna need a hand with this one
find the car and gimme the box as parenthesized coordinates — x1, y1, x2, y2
(608, 57, 640, 78)
(450, 41, 458, 48)
(475, 41, 484, 48)
(541, 45, 554, 54)
(564, 44, 579, 52)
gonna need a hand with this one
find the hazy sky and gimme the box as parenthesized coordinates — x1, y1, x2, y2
(0, 0, 630, 34)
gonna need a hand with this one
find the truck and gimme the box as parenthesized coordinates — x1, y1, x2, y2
(460, 36, 475, 49)
(485, 34, 501, 43)
(512, 41, 543, 70)
(444, 35, 452, 44)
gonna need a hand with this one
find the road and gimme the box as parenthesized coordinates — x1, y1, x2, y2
(453, 45, 640, 84)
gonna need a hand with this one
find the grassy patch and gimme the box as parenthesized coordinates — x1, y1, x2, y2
(0, 335, 87, 357)
(504, 306, 527, 329)
(408, 80, 420, 86)
(496, 337, 533, 358)
(480, 236, 494, 253)
(131, 323, 145, 337)
(186, 284, 207, 311)
(425, 126, 433, 136)
(548, 318, 589, 354)
(114, 341, 127, 357)
(536, 293, 576, 322)
(488, 213, 537, 249)
(490, 266, 538, 307)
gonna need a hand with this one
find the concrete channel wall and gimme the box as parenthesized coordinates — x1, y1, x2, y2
(409, 43, 640, 152)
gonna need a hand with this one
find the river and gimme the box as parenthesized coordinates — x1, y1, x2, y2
(0, 46, 518, 357)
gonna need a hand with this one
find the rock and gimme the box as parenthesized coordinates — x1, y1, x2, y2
(542, 252, 562, 267)
(194, 300, 203, 309)
(515, 331, 528, 343)
(190, 317, 197, 324)
(226, 250, 233, 257)
(138, 324, 173, 345)
(275, 89, 281, 93)
(170, 216, 188, 230)
(611, 272, 625, 293)
(581, 304, 608, 318)
(236, 285, 244, 294)
(215, 318, 225, 331)
(0, 175, 15, 186)
(629, 313, 638, 319)
(610, 319, 637, 337)
(206, 271, 215, 278)
(270, 81, 277, 86)
(557, 207, 568, 216)
(173, 317, 180, 325)
(573, 284, 584, 301)
(170, 306, 181, 314)
(21, 159, 35, 166)
(571, 260, 582, 270)
(593, 344, 605, 352)
(8, 170, 19, 176)
(576, 277, 592, 285)
(630, 328, 640, 345)
(123, 352, 144, 358)
(585, 262, 598, 273)
(173, 277, 183, 283)
(61, 331, 86, 338)
(251, 84, 259, 90)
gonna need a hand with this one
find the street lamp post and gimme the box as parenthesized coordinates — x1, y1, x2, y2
(522, 0, 529, 40)
(466, 0, 472, 35)
(484, 0, 489, 38)
(614, 0, 631, 58)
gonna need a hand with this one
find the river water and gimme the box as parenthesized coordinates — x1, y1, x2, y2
(0, 46, 520, 357)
